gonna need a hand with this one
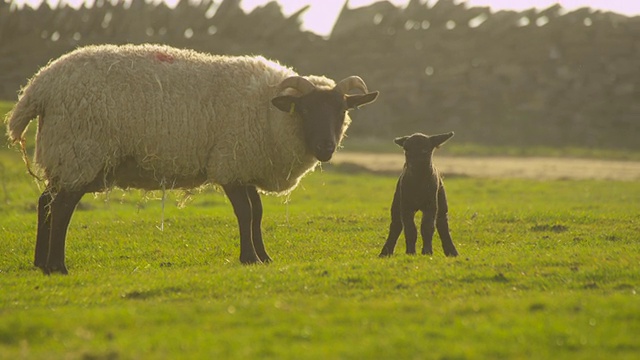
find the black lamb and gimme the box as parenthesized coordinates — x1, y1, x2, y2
(379, 132, 459, 257)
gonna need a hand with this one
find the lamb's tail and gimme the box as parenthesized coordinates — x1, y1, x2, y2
(5, 86, 43, 180)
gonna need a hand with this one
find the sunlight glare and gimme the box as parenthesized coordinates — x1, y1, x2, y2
(11, 0, 640, 37)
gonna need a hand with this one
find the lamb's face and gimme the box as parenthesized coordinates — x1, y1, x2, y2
(395, 132, 454, 164)
(272, 89, 378, 162)
(396, 134, 434, 164)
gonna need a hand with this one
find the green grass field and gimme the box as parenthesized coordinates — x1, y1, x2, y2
(1, 101, 639, 359)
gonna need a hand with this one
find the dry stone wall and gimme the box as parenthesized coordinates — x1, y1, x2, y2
(1, 0, 639, 149)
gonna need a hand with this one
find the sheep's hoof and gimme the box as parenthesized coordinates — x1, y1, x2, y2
(239, 255, 261, 265)
(255, 250, 272, 263)
(421, 250, 433, 256)
(445, 250, 459, 257)
(41, 263, 69, 275)
(379, 250, 393, 258)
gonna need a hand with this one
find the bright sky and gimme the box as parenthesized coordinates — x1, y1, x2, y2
(12, 0, 640, 36)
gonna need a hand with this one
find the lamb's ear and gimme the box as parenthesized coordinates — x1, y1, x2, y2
(345, 91, 379, 110)
(394, 136, 409, 147)
(271, 96, 297, 113)
(431, 132, 454, 148)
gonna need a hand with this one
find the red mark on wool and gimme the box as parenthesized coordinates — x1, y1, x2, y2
(154, 52, 175, 63)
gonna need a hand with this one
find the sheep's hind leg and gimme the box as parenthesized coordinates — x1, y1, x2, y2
(247, 186, 272, 263)
(223, 185, 261, 264)
(44, 189, 85, 275)
(436, 188, 458, 257)
(34, 189, 53, 269)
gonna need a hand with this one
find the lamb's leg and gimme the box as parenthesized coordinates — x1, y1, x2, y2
(246, 186, 272, 263)
(44, 189, 85, 275)
(403, 210, 418, 254)
(380, 188, 403, 257)
(436, 187, 459, 257)
(34, 189, 53, 269)
(420, 203, 437, 256)
(223, 185, 260, 264)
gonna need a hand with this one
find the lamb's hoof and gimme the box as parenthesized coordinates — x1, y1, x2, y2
(445, 251, 459, 257)
(421, 250, 433, 256)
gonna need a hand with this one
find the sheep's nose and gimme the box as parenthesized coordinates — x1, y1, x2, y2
(317, 141, 335, 153)
(315, 141, 336, 162)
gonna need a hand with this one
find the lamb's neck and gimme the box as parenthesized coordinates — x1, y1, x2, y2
(406, 161, 435, 176)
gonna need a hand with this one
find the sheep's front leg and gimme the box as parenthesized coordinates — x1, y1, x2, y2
(380, 185, 403, 257)
(246, 186, 272, 263)
(35, 189, 53, 269)
(436, 187, 459, 257)
(44, 189, 85, 275)
(420, 203, 437, 256)
(223, 185, 261, 264)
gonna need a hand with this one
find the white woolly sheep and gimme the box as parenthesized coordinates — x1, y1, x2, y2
(6, 43, 379, 274)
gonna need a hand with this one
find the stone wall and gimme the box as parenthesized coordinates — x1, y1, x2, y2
(1, 0, 639, 149)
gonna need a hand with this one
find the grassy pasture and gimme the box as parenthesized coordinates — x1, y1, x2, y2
(1, 101, 639, 359)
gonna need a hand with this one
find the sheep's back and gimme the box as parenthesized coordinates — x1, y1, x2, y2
(30, 44, 298, 191)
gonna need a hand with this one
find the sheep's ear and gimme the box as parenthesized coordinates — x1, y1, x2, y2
(394, 136, 408, 147)
(345, 91, 379, 110)
(271, 96, 297, 113)
(431, 132, 454, 148)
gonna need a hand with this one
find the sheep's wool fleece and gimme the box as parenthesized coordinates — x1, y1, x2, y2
(8, 44, 348, 194)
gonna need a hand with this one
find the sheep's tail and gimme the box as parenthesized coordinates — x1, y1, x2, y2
(5, 87, 43, 181)
(6, 89, 39, 144)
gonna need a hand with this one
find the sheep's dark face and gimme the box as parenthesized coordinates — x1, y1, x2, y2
(272, 90, 378, 162)
(395, 132, 454, 165)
